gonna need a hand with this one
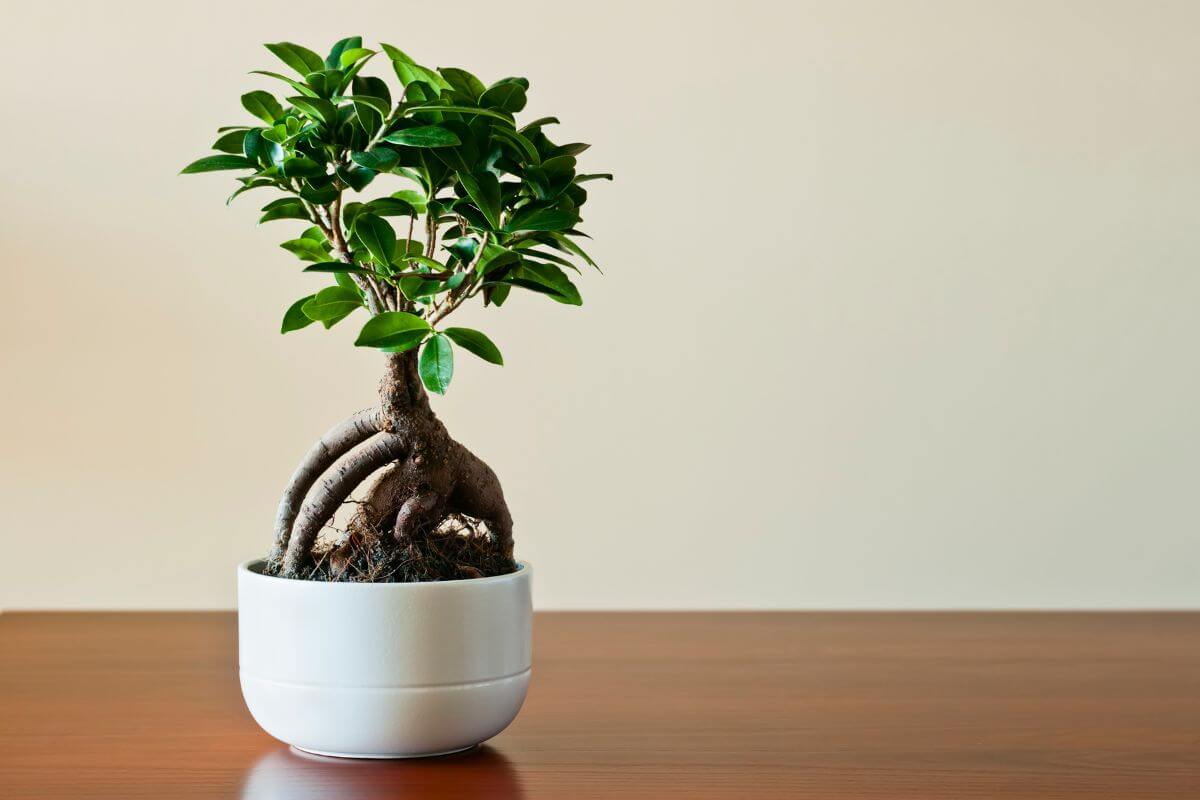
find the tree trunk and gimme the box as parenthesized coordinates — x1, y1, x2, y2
(274, 350, 515, 580)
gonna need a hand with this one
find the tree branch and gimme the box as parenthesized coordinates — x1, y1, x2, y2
(430, 232, 488, 324)
(328, 193, 386, 315)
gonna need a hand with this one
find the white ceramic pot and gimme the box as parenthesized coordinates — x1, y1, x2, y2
(237, 559, 532, 758)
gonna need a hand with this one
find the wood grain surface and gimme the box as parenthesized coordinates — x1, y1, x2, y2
(1, 611, 1198, 798)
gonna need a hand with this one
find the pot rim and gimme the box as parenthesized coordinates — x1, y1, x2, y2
(239, 558, 530, 590)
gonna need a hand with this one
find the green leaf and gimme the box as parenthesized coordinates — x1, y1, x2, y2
(354, 311, 431, 348)
(301, 285, 363, 321)
(382, 126, 461, 148)
(303, 261, 373, 274)
(443, 327, 502, 365)
(281, 155, 323, 178)
(381, 44, 451, 93)
(391, 189, 428, 214)
(404, 255, 446, 271)
(211, 129, 248, 154)
(242, 128, 281, 164)
(180, 154, 257, 174)
(367, 196, 418, 217)
(399, 276, 445, 300)
(226, 179, 272, 205)
(333, 271, 364, 297)
(288, 96, 337, 125)
(241, 91, 283, 124)
(404, 104, 514, 123)
(484, 283, 511, 307)
(350, 149, 399, 172)
(299, 180, 338, 204)
(456, 170, 501, 229)
(551, 142, 591, 157)
(509, 261, 582, 305)
(281, 295, 317, 333)
(249, 70, 317, 98)
(280, 237, 327, 262)
(259, 198, 309, 223)
(575, 173, 614, 183)
(492, 127, 540, 164)
(477, 244, 521, 275)
(519, 116, 559, 132)
(336, 163, 375, 191)
(325, 36, 363, 69)
(504, 206, 578, 232)
(353, 213, 396, 265)
(265, 41, 325, 76)
(338, 47, 375, 68)
(339, 93, 390, 116)
(547, 230, 600, 270)
(480, 81, 527, 113)
(419, 333, 454, 394)
(438, 67, 486, 100)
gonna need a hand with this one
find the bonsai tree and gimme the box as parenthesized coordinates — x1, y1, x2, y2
(183, 38, 609, 582)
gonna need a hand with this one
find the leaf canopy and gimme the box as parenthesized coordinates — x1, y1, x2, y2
(183, 37, 609, 395)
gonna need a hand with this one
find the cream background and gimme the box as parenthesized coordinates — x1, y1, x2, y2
(1, 1, 1197, 610)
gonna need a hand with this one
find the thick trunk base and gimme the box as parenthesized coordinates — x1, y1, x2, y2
(264, 351, 516, 583)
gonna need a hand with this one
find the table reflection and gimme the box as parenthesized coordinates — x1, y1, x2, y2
(240, 744, 525, 800)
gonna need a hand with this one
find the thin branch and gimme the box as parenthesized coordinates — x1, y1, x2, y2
(328, 194, 386, 315)
(365, 86, 409, 151)
(430, 232, 488, 325)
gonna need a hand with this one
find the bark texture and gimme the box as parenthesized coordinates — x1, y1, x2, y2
(268, 408, 381, 567)
(269, 351, 516, 582)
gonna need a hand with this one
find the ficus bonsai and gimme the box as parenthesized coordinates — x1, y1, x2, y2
(183, 38, 608, 582)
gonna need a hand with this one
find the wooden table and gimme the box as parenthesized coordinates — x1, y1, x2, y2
(1, 612, 1198, 798)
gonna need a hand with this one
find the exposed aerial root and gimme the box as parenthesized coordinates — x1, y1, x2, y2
(268, 351, 517, 583)
(280, 433, 409, 576)
(269, 408, 381, 566)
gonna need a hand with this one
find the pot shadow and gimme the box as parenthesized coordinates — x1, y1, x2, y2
(239, 743, 526, 800)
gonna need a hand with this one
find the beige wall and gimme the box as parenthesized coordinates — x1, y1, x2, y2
(2, 1, 1198, 609)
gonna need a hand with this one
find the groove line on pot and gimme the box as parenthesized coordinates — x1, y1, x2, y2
(239, 667, 531, 691)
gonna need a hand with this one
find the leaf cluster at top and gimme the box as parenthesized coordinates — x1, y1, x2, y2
(182, 38, 610, 394)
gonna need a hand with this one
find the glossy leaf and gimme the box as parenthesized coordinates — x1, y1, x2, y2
(249, 70, 317, 98)
(338, 47, 375, 68)
(367, 196, 418, 216)
(339, 93, 390, 116)
(281, 156, 323, 178)
(456, 170, 501, 229)
(241, 91, 283, 124)
(438, 67, 486, 100)
(443, 327, 502, 365)
(280, 237, 327, 262)
(281, 295, 317, 333)
(418, 333, 454, 394)
(180, 154, 257, 174)
(265, 42, 325, 76)
(326, 36, 363, 69)
(301, 285, 363, 320)
(303, 261, 373, 274)
(354, 311, 431, 348)
(350, 149, 399, 171)
(288, 96, 337, 125)
(381, 126, 461, 148)
(403, 104, 514, 124)
(509, 261, 582, 305)
(258, 198, 309, 223)
(504, 206, 578, 232)
(211, 129, 247, 154)
(336, 163, 375, 191)
(353, 213, 396, 265)
(480, 81, 527, 113)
